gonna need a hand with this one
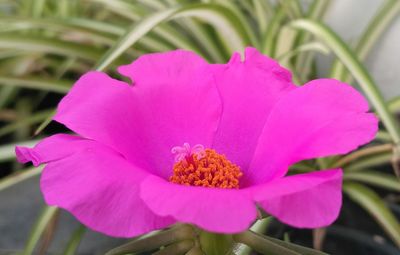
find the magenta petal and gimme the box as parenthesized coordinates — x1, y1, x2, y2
(54, 50, 221, 178)
(140, 175, 257, 233)
(16, 134, 90, 166)
(211, 47, 294, 171)
(118, 49, 208, 86)
(252, 169, 343, 228)
(17, 135, 174, 237)
(248, 79, 378, 184)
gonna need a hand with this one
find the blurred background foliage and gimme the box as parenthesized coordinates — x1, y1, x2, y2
(0, 0, 400, 254)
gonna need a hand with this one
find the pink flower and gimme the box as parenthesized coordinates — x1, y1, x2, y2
(15, 48, 378, 237)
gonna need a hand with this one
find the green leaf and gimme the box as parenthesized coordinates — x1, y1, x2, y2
(105, 225, 195, 255)
(261, 7, 286, 57)
(34, 109, 55, 135)
(290, 161, 317, 172)
(0, 34, 103, 61)
(291, 19, 400, 144)
(233, 231, 328, 255)
(94, 7, 177, 71)
(0, 86, 18, 109)
(211, 0, 259, 48)
(234, 232, 300, 255)
(352, 0, 400, 65)
(0, 166, 43, 192)
(294, 0, 331, 81)
(0, 139, 39, 162)
(307, 0, 331, 20)
(332, 144, 393, 168)
(235, 218, 273, 255)
(22, 206, 59, 255)
(277, 41, 330, 62)
(173, 18, 225, 62)
(388, 96, 400, 113)
(330, 0, 400, 82)
(262, 235, 327, 255)
(0, 76, 71, 93)
(152, 240, 194, 255)
(86, 0, 142, 20)
(0, 17, 117, 45)
(252, 0, 272, 34)
(86, 0, 208, 54)
(376, 131, 392, 142)
(278, 0, 303, 19)
(274, 25, 299, 64)
(343, 182, 400, 247)
(95, 3, 251, 71)
(199, 231, 233, 255)
(0, 49, 29, 60)
(30, 0, 46, 18)
(0, 17, 149, 57)
(344, 171, 400, 192)
(345, 152, 392, 172)
(62, 225, 86, 255)
(0, 109, 53, 137)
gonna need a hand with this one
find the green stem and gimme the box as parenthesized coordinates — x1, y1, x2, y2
(152, 240, 194, 255)
(186, 247, 205, 255)
(235, 218, 273, 255)
(234, 231, 328, 255)
(105, 225, 195, 255)
(199, 231, 233, 255)
(233, 231, 300, 255)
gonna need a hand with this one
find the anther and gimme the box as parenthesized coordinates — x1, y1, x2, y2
(170, 144, 242, 189)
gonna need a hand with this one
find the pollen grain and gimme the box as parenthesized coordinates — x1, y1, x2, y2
(170, 149, 242, 189)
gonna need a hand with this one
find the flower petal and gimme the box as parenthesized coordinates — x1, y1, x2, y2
(17, 134, 174, 237)
(16, 134, 90, 166)
(247, 79, 378, 184)
(54, 50, 221, 178)
(252, 169, 343, 228)
(140, 175, 257, 233)
(211, 47, 294, 171)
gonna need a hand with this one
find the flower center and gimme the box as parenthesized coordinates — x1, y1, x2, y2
(170, 143, 242, 189)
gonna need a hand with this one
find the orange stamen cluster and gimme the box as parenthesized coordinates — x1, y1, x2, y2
(170, 149, 243, 189)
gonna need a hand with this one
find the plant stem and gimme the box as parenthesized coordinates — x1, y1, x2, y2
(152, 240, 194, 255)
(199, 231, 233, 255)
(105, 224, 195, 255)
(233, 231, 299, 255)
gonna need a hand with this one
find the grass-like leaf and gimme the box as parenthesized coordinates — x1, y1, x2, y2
(0, 109, 53, 137)
(62, 225, 86, 255)
(0, 76, 71, 93)
(344, 171, 400, 192)
(0, 34, 103, 60)
(95, 3, 252, 71)
(291, 19, 400, 144)
(345, 152, 392, 172)
(0, 166, 43, 192)
(388, 96, 400, 113)
(22, 206, 59, 255)
(330, 0, 400, 82)
(261, 6, 285, 57)
(233, 230, 328, 255)
(344, 182, 400, 247)
(0, 139, 39, 162)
